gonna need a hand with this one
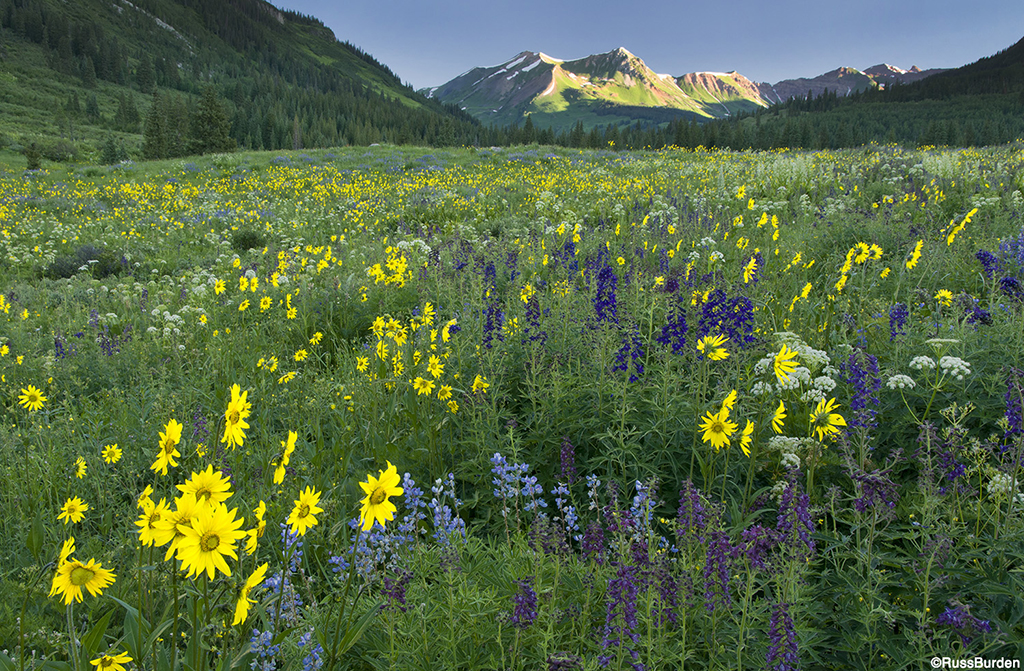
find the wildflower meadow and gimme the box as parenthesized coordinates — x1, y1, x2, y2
(2, 143, 1024, 670)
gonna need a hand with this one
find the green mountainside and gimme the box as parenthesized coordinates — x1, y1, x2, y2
(0, 0, 483, 161)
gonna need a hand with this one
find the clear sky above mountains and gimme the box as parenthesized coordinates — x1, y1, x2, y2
(273, 0, 1024, 89)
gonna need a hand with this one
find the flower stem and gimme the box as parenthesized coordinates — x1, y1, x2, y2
(66, 602, 81, 671)
(327, 523, 364, 671)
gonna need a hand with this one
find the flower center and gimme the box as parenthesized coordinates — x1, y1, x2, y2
(200, 532, 220, 552)
(70, 566, 95, 586)
(161, 438, 175, 455)
(370, 488, 387, 505)
(228, 410, 240, 424)
(297, 504, 310, 519)
(711, 420, 724, 434)
(99, 657, 114, 668)
(196, 486, 212, 501)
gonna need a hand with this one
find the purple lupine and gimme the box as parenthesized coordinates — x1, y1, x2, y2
(735, 524, 782, 572)
(297, 629, 324, 671)
(594, 265, 619, 324)
(430, 474, 466, 545)
(963, 298, 993, 326)
(511, 577, 538, 629)
(481, 296, 504, 349)
(841, 349, 882, 432)
(599, 563, 644, 670)
(676, 480, 708, 544)
(776, 473, 815, 560)
(192, 405, 210, 440)
(552, 483, 580, 543)
(765, 602, 799, 671)
(976, 249, 1001, 279)
(652, 555, 679, 626)
(999, 230, 1024, 272)
(560, 437, 577, 485)
(381, 569, 413, 613)
(523, 294, 547, 344)
(612, 327, 645, 382)
(889, 302, 909, 341)
(491, 452, 528, 519)
(249, 629, 281, 671)
(935, 602, 992, 645)
(1006, 368, 1024, 437)
(54, 334, 69, 360)
(546, 653, 583, 671)
(695, 289, 756, 347)
(396, 473, 428, 544)
(582, 521, 607, 565)
(999, 276, 1024, 303)
(529, 514, 568, 556)
(657, 305, 688, 354)
(851, 467, 900, 514)
(703, 530, 733, 613)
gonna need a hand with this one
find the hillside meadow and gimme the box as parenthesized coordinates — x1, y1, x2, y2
(1, 143, 1024, 670)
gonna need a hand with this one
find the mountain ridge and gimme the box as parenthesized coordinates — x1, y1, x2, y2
(422, 47, 948, 131)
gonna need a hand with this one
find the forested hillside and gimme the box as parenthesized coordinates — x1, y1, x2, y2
(0, 0, 486, 160)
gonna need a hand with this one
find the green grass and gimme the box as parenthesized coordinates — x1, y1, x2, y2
(1, 143, 1023, 669)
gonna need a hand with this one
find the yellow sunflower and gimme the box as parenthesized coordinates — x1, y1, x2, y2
(101, 444, 122, 464)
(245, 501, 267, 555)
(773, 345, 799, 385)
(221, 384, 251, 450)
(771, 400, 787, 434)
(51, 557, 116, 605)
(151, 493, 201, 560)
(151, 419, 183, 476)
(177, 465, 233, 507)
(90, 651, 132, 671)
(412, 377, 435, 396)
(58, 496, 88, 525)
(232, 562, 268, 626)
(135, 497, 170, 547)
(358, 462, 404, 531)
(810, 397, 848, 441)
(698, 408, 738, 452)
(274, 431, 297, 485)
(287, 486, 324, 536)
(697, 334, 730, 361)
(18, 384, 46, 412)
(739, 420, 755, 457)
(175, 503, 246, 580)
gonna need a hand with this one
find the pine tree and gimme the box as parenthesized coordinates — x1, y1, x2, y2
(81, 55, 96, 88)
(136, 56, 155, 94)
(85, 93, 100, 120)
(189, 85, 233, 155)
(142, 91, 166, 159)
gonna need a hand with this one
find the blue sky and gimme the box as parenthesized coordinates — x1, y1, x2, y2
(272, 0, 1024, 89)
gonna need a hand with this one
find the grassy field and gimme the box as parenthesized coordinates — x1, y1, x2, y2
(2, 142, 1024, 670)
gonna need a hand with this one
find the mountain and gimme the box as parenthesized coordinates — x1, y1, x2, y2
(0, 0, 484, 158)
(765, 64, 947, 103)
(421, 48, 786, 132)
(691, 34, 1024, 151)
(424, 48, 946, 131)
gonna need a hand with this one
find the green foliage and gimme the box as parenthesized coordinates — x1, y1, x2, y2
(2, 145, 1024, 669)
